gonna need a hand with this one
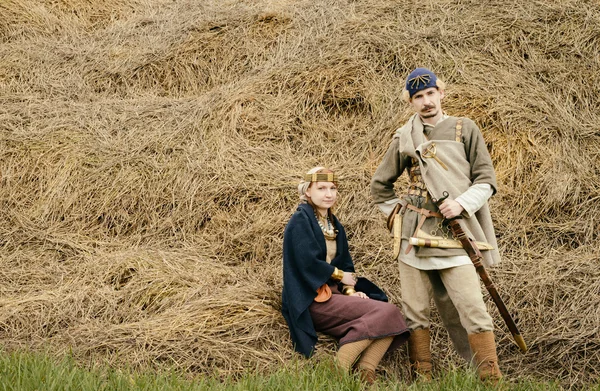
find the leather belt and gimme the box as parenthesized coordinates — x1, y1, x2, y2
(405, 204, 443, 254)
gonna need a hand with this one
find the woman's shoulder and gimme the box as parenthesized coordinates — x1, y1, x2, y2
(285, 204, 312, 229)
(283, 205, 317, 248)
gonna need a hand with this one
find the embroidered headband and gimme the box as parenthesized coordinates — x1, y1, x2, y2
(303, 173, 339, 183)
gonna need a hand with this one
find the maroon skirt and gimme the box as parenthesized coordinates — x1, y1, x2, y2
(309, 288, 410, 353)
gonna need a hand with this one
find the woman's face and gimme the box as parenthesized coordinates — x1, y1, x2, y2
(305, 181, 337, 215)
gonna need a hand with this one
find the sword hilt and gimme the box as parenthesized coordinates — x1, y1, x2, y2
(432, 191, 462, 225)
(431, 190, 450, 206)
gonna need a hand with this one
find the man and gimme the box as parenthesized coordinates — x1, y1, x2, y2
(370, 67, 502, 382)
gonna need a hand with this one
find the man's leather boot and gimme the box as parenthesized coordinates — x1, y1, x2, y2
(407, 328, 432, 381)
(468, 331, 502, 383)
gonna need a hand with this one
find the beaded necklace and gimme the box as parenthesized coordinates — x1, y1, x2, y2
(314, 211, 337, 240)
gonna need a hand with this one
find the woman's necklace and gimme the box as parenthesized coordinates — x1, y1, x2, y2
(314, 211, 337, 240)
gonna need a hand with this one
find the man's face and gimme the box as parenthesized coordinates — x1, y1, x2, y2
(409, 87, 445, 122)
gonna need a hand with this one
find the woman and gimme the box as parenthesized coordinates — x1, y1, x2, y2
(281, 167, 410, 384)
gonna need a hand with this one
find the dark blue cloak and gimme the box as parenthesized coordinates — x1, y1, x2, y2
(281, 203, 387, 357)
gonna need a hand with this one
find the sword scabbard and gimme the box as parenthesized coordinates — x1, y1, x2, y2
(434, 195, 528, 354)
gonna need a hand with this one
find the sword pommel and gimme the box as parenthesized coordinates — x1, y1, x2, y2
(432, 190, 450, 205)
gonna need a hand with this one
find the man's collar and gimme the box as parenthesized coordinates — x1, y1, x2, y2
(419, 113, 448, 128)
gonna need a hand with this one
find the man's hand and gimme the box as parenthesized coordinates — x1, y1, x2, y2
(438, 198, 464, 219)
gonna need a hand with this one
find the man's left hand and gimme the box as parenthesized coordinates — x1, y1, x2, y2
(439, 199, 464, 219)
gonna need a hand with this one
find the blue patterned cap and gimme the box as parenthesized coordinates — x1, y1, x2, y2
(405, 68, 438, 98)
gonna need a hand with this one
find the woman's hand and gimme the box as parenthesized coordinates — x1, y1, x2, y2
(351, 291, 369, 299)
(341, 272, 357, 286)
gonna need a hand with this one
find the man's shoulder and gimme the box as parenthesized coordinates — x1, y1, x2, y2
(447, 115, 478, 128)
(393, 119, 414, 138)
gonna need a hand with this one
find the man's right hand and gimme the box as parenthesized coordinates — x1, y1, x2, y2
(438, 198, 464, 219)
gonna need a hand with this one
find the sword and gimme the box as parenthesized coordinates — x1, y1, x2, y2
(433, 191, 528, 353)
(409, 229, 494, 250)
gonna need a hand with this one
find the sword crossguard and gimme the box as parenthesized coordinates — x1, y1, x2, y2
(432, 191, 462, 224)
(432, 191, 450, 206)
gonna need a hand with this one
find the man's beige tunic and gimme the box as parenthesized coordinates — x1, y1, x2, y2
(371, 113, 499, 340)
(372, 114, 500, 268)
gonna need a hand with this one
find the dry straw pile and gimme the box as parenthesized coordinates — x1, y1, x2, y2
(1, 0, 599, 388)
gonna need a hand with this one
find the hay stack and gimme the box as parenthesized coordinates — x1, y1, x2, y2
(0, 0, 599, 388)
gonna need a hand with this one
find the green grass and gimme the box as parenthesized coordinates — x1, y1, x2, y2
(0, 351, 597, 391)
